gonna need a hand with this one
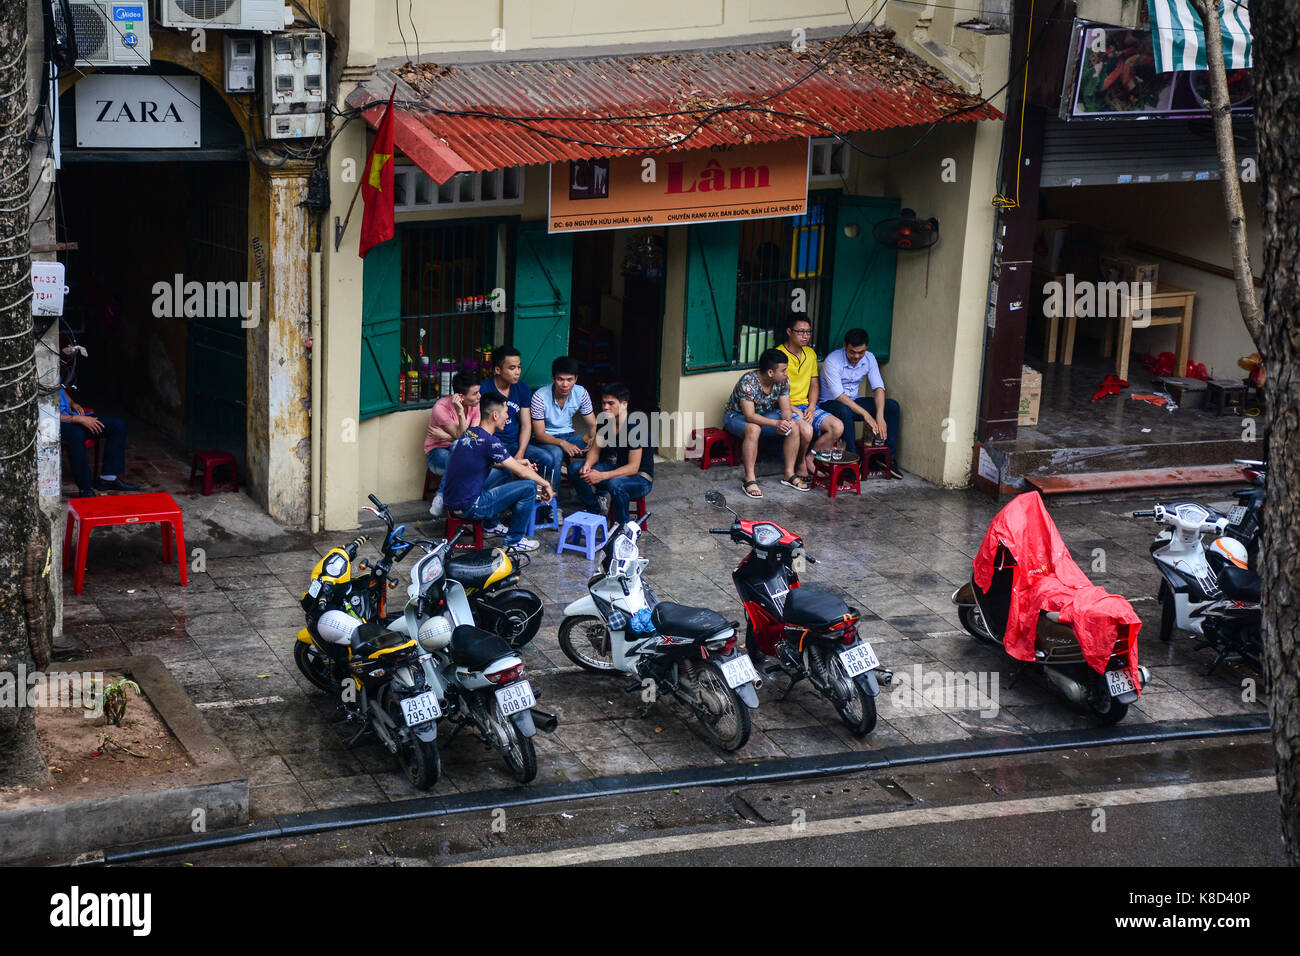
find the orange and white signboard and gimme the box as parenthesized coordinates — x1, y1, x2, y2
(548, 139, 809, 233)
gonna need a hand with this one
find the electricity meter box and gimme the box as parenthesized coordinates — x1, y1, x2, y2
(261, 29, 327, 139)
(224, 35, 257, 92)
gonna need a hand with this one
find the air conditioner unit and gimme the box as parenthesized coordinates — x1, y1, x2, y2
(156, 0, 286, 32)
(53, 1, 152, 67)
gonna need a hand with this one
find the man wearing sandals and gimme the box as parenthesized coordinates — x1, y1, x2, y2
(722, 348, 815, 497)
(776, 316, 844, 472)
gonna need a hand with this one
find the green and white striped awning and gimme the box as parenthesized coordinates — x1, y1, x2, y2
(1146, 0, 1253, 73)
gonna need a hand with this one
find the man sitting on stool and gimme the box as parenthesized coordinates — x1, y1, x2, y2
(817, 327, 903, 479)
(568, 382, 653, 525)
(59, 386, 139, 494)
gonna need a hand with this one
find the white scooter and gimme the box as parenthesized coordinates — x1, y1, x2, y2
(1134, 502, 1262, 673)
(389, 530, 556, 783)
(557, 515, 761, 752)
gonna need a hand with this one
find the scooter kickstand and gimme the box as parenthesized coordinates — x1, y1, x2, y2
(778, 672, 803, 701)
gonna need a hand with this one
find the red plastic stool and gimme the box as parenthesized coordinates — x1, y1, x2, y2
(691, 428, 737, 470)
(859, 446, 893, 480)
(812, 459, 861, 498)
(445, 515, 484, 550)
(607, 495, 648, 529)
(190, 450, 238, 496)
(423, 471, 442, 501)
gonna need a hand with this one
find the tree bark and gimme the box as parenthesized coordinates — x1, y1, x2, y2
(1190, 0, 1264, 345)
(1249, 0, 1300, 866)
(0, 0, 48, 788)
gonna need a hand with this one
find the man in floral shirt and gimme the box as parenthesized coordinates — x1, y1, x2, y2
(722, 348, 814, 498)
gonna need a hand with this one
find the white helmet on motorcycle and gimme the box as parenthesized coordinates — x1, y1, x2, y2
(417, 614, 454, 651)
(1210, 536, 1250, 570)
(317, 609, 362, 646)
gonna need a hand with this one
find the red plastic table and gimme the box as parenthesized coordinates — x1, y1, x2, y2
(64, 493, 188, 595)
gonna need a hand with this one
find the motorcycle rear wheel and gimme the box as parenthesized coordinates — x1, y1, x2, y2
(557, 615, 617, 672)
(1086, 694, 1129, 726)
(692, 661, 751, 752)
(484, 592, 543, 649)
(386, 699, 442, 790)
(487, 703, 538, 783)
(815, 644, 877, 737)
(294, 640, 343, 696)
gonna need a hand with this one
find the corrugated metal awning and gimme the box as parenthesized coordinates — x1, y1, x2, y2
(346, 28, 1002, 182)
(1146, 0, 1253, 73)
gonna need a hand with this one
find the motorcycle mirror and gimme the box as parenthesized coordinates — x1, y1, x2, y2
(705, 491, 726, 508)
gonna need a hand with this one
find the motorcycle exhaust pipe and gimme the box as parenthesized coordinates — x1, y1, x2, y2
(1043, 667, 1089, 704)
(529, 708, 559, 734)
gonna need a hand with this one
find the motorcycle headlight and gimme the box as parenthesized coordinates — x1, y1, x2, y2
(753, 523, 781, 548)
(322, 552, 347, 578)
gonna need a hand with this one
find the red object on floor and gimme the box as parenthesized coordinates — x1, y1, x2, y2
(189, 450, 239, 496)
(1131, 393, 1167, 407)
(63, 493, 188, 595)
(812, 459, 862, 498)
(691, 428, 737, 470)
(423, 471, 441, 501)
(445, 515, 484, 550)
(608, 495, 649, 528)
(1090, 374, 1129, 402)
(972, 492, 1142, 690)
(859, 445, 894, 481)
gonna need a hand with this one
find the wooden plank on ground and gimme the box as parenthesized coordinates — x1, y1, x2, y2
(1027, 464, 1247, 496)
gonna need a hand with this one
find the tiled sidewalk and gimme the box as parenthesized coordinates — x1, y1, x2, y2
(58, 457, 1267, 818)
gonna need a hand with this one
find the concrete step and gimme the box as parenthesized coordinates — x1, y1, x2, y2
(1026, 463, 1248, 496)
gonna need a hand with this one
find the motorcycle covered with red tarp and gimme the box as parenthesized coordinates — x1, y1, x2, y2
(951, 492, 1148, 725)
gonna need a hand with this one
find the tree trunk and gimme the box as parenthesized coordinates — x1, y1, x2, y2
(0, 0, 48, 788)
(1249, 0, 1300, 866)
(1190, 0, 1263, 345)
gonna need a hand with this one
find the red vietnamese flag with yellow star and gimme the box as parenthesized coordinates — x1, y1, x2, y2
(359, 87, 397, 258)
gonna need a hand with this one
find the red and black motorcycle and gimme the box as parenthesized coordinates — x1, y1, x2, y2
(705, 491, 889, 736)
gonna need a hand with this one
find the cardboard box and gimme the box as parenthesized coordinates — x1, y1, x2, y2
(1099, 255, 1159, 288)
(1018, 365, 1043, 426)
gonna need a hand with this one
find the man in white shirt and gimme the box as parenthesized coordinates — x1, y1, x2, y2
(818, 327, 902, 478)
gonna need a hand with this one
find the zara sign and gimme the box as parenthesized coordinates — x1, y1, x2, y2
(75, 74, 201, 149)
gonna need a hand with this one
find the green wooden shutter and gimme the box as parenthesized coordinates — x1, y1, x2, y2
(359, 236, 401, 420)
(513, 223, 573, 387)
(683, 221, 740, 374)
(827, 196, 900, 362)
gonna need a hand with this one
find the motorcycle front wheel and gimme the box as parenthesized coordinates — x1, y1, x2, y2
(386, 698, 442, 790)
(957, 604, 998, 645)
(294, 639, 343, 696)
(814, 644, 877, 737)
(486, 702, 538, 784)
(691, 661, 751, 752)
(557, 615, 617, 672)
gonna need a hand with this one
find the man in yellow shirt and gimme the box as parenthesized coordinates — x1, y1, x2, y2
(777, 317, 843, 465)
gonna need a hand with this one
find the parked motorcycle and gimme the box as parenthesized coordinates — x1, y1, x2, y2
(1223, 458, 1266, 566)
(953, 492, 1148, 725)
(558, 513, 760, 752)
(1137, 501, 1262, 674)
(442, 545, 544, 650)
(388, 528, 555, 783)
(705, 491, 886, 736)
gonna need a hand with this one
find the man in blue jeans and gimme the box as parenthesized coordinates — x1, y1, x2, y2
(817, 327, 903, 479)
(529, 355, 597, 490)
(568, 382, 653, 525)
(440, 393, 554, 552)
(59, 386, 139, 494)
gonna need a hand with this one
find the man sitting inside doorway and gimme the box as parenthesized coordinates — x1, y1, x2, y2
(818, 327, 903, 479)
(568, 382, 653, 526)
(529, 355, 597, 490)
(440, 392, 553, 553)
(722, 348, 814, 498)
(425, 370, 481, 517)
(59, 386, 139, 495)
(776, 316, 843, 469)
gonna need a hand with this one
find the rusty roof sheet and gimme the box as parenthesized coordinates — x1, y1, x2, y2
(348, 28, 1003, 178)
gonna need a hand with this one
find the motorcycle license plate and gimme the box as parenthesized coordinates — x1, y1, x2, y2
(495, 680, 537, 717)
(719, 655, 760, 689)
(1105, 670, 1137, 697)
(400, 691, 441, 725)
(839, 641, 879, 677)
(1228, 505, 1247, 525)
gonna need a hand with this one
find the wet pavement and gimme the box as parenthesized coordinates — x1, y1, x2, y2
(58, 454, 1269, 819)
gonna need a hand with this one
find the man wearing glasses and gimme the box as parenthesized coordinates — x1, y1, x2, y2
(776, 317, 843, 469)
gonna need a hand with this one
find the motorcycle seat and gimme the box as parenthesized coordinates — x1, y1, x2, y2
(449, 624, 514, 671)
(1220, 564, 1261, 602)
(784, 588, 855, 629)
(651, 602, 731, 641)
(446, 548, 508, 589)
(352, 620, 417, 658)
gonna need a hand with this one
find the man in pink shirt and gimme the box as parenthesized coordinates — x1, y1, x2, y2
(426, 370, 481, 516)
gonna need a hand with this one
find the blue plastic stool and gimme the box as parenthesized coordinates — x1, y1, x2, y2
(556, 511, 609, 560)
(526, 498, 561, 536)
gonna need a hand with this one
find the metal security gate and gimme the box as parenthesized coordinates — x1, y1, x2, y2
(186, 162, 248, 473)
